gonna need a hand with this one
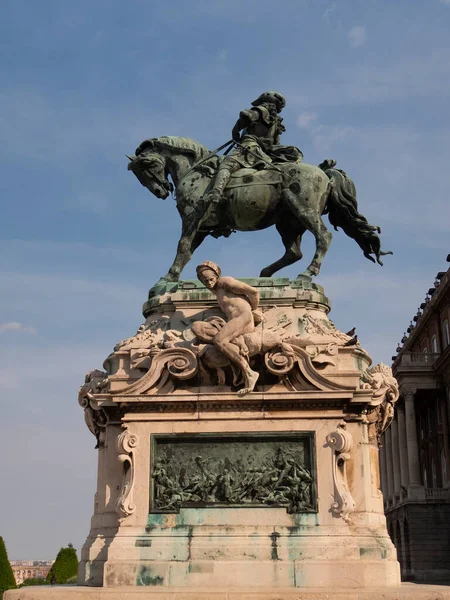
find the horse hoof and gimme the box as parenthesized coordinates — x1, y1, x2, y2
(148, 277, 178, 299)
(259, 269, 272, 278)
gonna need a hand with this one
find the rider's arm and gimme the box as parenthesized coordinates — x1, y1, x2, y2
(221, 277, 260, 310)
(231, 108, 260, 142)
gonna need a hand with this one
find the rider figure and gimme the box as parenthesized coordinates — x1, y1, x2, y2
(204, 91, 301, 205)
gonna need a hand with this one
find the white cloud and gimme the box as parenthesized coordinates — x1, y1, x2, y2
(440, 0, 450, 5)
(297, 111, 318, 129)
(286, 49, 450, 108)
(0, 322, 37, 335)
(323, 2, 336, 20)
(311, 124, 356, 151)
(348, 25, 366, 48)
(296, 110, 356, 151)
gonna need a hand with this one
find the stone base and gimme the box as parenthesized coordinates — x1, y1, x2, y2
(77, 277, 403, 590)
(6, 583, 450, 599)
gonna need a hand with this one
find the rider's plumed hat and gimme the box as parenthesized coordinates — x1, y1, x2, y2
(251, 91, 286, 111)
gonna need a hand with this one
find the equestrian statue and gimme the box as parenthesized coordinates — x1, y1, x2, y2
(127, 91, 392, 291)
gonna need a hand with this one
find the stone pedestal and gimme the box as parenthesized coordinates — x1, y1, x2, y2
(75, 278, 401, 590)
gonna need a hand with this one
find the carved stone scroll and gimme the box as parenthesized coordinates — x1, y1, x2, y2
(115, 347, 198, 396)
(115, 426, 139, 521)
(326, 425, 355, 522)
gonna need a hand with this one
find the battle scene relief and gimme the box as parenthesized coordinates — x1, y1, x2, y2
(150, 435, 315, 514)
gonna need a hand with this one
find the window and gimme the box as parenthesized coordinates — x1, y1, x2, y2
(431, 457, 437, 488)
(423, 465, 428, 487)
(431, 335, 438, 353)
(441, 449, 448, 486)
(437, 401, 442, 425)
(444, 320, 450, 348)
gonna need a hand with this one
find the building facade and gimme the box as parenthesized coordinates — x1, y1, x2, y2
(380, 257, 450, 581)
(9, 561, 53, 586)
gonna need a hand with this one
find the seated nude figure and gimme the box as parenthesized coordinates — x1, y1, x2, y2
(193, 261, 261, 396)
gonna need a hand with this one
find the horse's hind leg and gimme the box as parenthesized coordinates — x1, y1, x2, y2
(300, 215, 332, 277)
(260, 221, 305, 278)
(283, 187, 332, 277)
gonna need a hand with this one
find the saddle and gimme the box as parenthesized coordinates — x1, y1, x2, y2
(226, 167, 283, 189)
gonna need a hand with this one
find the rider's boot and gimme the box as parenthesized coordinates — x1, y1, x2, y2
(203, 167, 232, 204)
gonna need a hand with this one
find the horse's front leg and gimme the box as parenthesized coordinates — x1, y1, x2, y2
(164, 218, 202, 281)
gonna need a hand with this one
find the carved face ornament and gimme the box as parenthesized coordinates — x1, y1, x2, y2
(199, 268, 219, 289)
(196, 261, 221, 288)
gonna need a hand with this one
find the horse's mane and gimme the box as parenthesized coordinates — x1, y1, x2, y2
(136, 136, 210, 161)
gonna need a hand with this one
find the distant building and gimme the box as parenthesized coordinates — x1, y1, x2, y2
(379, 255, 450, 582)
(9, 560, 54, 585)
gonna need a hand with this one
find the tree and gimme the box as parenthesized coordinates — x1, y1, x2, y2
(46, 546, 78, 584)
(0, 536, 16, 597)
(19, 578, 46, 587)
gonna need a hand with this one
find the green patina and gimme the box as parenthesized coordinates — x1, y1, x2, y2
(128, 93, 391, 291)
(136, 566, 164, 586)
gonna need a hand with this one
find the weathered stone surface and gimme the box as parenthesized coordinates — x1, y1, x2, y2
(6, 582, 450, 599)
(76, 278, 400, 590)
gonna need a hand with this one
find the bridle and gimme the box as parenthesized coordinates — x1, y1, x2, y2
(133, 154, 173, 194)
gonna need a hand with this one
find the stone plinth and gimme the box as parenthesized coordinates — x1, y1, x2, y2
(75, 277, 400, 590)
(7, 583, 450, 599)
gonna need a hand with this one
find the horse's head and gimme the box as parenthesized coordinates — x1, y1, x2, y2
(127, 151, 173, 200)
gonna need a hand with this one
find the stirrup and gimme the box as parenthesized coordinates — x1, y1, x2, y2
(205, 190, 222, 204)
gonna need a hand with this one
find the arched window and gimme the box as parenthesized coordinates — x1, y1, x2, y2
(431, 334, 438, 353)
(441, 448, 447, 486)
(431, 457, 437, 488)
(404, 519, 411, 576)
(444, 320, 450, 348)
(395, 521, 403, 567)
(423, 464, 428, 487)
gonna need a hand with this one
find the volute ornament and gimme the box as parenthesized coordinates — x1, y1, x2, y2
(326, 424, 355, 523)
(115, 426, 139, 521)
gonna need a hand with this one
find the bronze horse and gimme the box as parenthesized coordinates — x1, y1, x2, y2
(127, 136, 391, 287)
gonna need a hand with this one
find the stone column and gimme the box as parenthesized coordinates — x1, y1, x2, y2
(397, 405, 409, 489)
(390, 417, 401, 497)
(379, 442, 388, 495)
(384, 426, 394, 501)
(404, 388, 425, 499)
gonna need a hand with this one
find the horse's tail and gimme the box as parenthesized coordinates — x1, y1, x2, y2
(319, 160, 392, 265)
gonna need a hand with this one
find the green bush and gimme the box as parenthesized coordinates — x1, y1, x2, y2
(19, 577, 47, 587)
(46, 546, 78, 584)
(0, 536, 16, 596)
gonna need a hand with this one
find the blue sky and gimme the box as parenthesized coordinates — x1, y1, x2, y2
(1, 0, 449, 559)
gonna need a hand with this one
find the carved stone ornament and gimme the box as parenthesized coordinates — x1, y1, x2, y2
(115, 426, 139, 521)
(78, 369, 108, 448)
(361, 363, 400, 444)
(79, 277, 376, 406)
(326, 424, 355, 522)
